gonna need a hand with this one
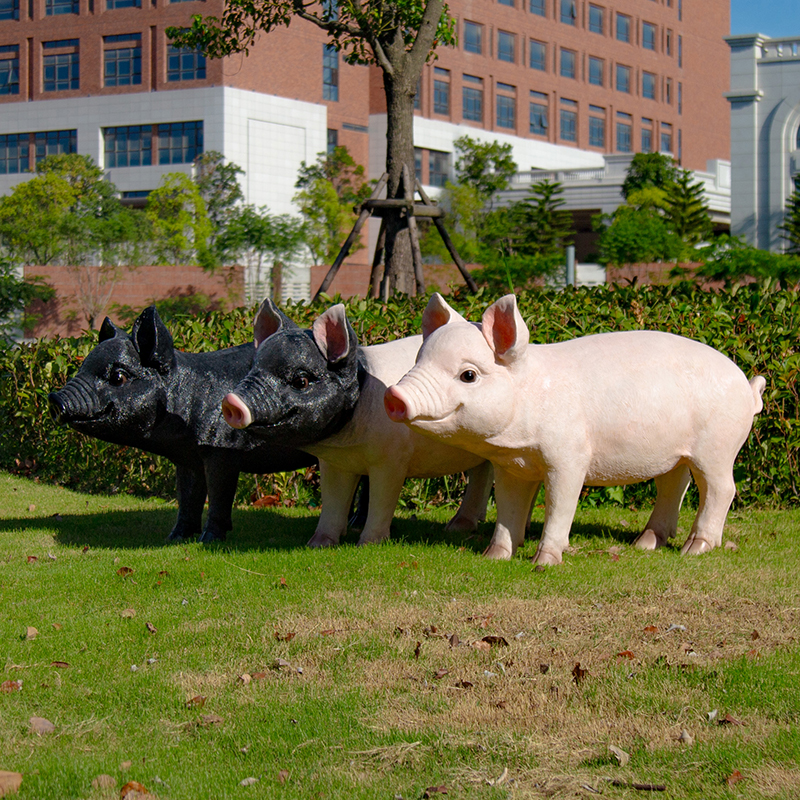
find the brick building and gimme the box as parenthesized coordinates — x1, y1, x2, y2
(0, 0, 731, 299)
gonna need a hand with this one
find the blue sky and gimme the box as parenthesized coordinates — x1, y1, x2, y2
(730, 0, 800, 38)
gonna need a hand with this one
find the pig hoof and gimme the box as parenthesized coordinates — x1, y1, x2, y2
(307, 532, 340, 548)
(634, 529, 665, 550)
(532, 550, 562, 567)
(198, 529, 227, 544)
(445, 516, 478, 534)
(483, 543, 513, 560)
(356, 531, 391, 546)
(680, 537, 715, 555)
(166, 531, 192, 544)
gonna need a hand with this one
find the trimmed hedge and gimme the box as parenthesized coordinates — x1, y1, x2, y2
(0, 283, 797, 508)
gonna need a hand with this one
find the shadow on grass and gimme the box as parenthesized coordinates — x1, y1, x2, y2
(0, 506, 647, 555)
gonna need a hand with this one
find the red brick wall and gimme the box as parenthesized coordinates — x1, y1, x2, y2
(25, 263, 244, 339)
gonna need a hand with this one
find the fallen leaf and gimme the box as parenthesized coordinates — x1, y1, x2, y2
(27, 505, 35, 512)
(0, 771, 23, 797)
(320, 629, 336, 636)
(539, 663, 550, 674)
(29, 716, 55, 735)
(433, 668, 449, 680)
(643, 625, 659, 633)
(251, 672, 267, 681)
(487, 767, 509, 786)
(454, 680, 473, 689)
(724, 541, 738, 551)
(707, 709, 719, 722)
(720, 713, 744, 726)
(423, 626, 440, 638)
(572, 662, 587, 685)
(91, 774, 116, 790)
(239, 777, 259, 787)
(47, 553, 57, 560)
(52, 623, 62, 631)
(279, 576, 287, 587)
(199, 714, 223, 727)
(726, 770, 744, 787)
(608, 745, 630, 767)
(187, 695, 206, 708)
(494, 700, 507, 709)
(82, 545, 89, 554)
(616, 650, 635, 660)
(423, 786, 448, 798)
(272, 658, 291, 670)
(751, 630, 760, 640)
(1, 680, 22, 693)
(277, 770, 289, 784)
(238, 673, 252, 685)
(120, 609, 136, 619)
(480, 635, 509, 648)
(253, 494, 280, 508)
(158, 570, 169, 577)
(274, 631, 296, 642)
(449, 633, 460, 648)
(26, 556, 37, 564)
(119, 762, 132, 772)
(24, 627, 37, 641)
(50, 661, 69, 669)
(609, 552, 620, 562)
(414, 641, 421, 659)
(120, 780, 149, 799)
(116, 567, 134, 577)
(678, 729, 694, 745)
(145, 622, 157, 635)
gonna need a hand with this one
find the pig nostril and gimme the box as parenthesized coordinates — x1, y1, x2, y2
(222, 393, 252, 429)
(383, 387, 408, 422)
(48, 393, 66, 424)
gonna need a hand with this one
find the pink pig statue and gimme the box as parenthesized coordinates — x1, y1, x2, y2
(384, 293, 766, 565)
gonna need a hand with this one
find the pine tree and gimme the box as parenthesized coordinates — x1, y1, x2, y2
(508, 179, 573, 258)
(662, 169, 712, 250)
(778, 186, 800, 254)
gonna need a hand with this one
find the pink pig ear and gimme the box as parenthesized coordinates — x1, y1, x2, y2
(422, 293, 466, 339)
(481, 295, 529, 362)
(312, 304, 352, 363)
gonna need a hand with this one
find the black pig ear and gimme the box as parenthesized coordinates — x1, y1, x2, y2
(312, 304, 356, 364)
(253, 298, 298, 348)
(131, 306, 175, 373)
(99, 317, 123, 342)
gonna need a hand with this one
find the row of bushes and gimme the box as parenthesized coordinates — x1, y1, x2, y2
(0, 283, 797, 510)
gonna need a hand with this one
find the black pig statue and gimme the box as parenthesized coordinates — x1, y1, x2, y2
(48, 305, 316, 543)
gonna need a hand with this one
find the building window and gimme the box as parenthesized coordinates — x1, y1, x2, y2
(589, 111, 605, 148)
(642, 22, 656, 51)
(414, 147, 422, 183)
(0, 47, 19, 96)
(0, 134, 28, 174)
(661, 122, 673, 153)
(43, 41, 79, 92)
(560, 48, 576, 79)
(678, 0, 682, 21)
(678, 81, 682, 114)
(45, 0, 77, 14)
(678, 34, 683, 67)
(530, 0, 545, 16)
(666, 29, 673, 56)
(616, 13, 631, 43)
(498, 31, 515, 63)
(104, 35, 142, 87)
(433, 67, 450, 115)
(616, 64, 631, 93)
(104, 125, 152, 167)
(588, 56, 603, 86)
(642, 71, 656, 100)
(429, 150, 449, 187)
(158, 121, 203, 164)
(497, 85, 515, 129)
(167, 44, 206, 82)
(641, 120, 653, 152)
(498, 0, 513, 6)
(530, 91, 548, 136)
(322, 44, 338, 100)
(327, 128, 338, 155)
(616, 112, 632, 152)
(107, 0, 140, 8)
(588, 4, 604, 34)
(530, 40, 546, 71)
(560, 0, 576, 25)
(665, 77, 672, 104)
(34, 129, 76, 162)
(0, 0, 19, 20)
(413, 77, 421, 110)
(462, 74, 483, 122)
(560, 99, 577, 143)
(464, 21, 482, 55)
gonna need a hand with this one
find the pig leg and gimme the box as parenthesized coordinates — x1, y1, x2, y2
(634, 464, 692, 550)
(167, 465, 206, 542)
(356, 465, 407, 545)
(532, 469, 586, 565)
(308, 462, 361, 547)
(445, 461, 494, 533)
(198, 459, 240, 543)
(680, 465, 736, 555)
(484, 467, 539, 560)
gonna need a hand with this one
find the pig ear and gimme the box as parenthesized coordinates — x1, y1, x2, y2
(481, 295, 529, 363)
(131, 306, 175, 373)
(253, 298, 298, 348)
(421, 293, 466, 340)
(98, 317, 122, 342)
(312, 304, 355, 364)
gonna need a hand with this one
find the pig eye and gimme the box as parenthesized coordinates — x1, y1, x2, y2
(108, 368, 129, 387)
(460, 369, 477, 383)
(290, 375, 310, 391)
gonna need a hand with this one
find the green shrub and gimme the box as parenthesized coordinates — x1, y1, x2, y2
(0, 284, 796, 510)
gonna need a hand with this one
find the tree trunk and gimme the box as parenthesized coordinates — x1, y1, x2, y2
(380, 63, 418, 295)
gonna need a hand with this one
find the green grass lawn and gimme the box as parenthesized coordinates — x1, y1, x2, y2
(1, 470, 799, 799)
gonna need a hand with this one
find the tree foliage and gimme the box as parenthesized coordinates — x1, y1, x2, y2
(778, 185, 800, 254)
(508, 179, 573, 258)
(691, 235, 800, 289)
(194, 151, 245, 265)
(453, 136, 517, 203)
(621, 152, 680, 199)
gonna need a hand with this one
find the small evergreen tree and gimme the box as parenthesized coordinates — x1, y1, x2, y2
(662, 169, 712, 252)
(508, 179, 573, 257)
(778, 185, 800, 254)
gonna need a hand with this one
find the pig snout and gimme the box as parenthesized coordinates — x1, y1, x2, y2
(48, 392, 67, 425)
(47, 378, 99, 424)
(384, 385, 411, 422)
(222, 393, 253, 429)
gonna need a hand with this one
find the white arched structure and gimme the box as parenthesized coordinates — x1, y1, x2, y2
(726, 34, 800, 252)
